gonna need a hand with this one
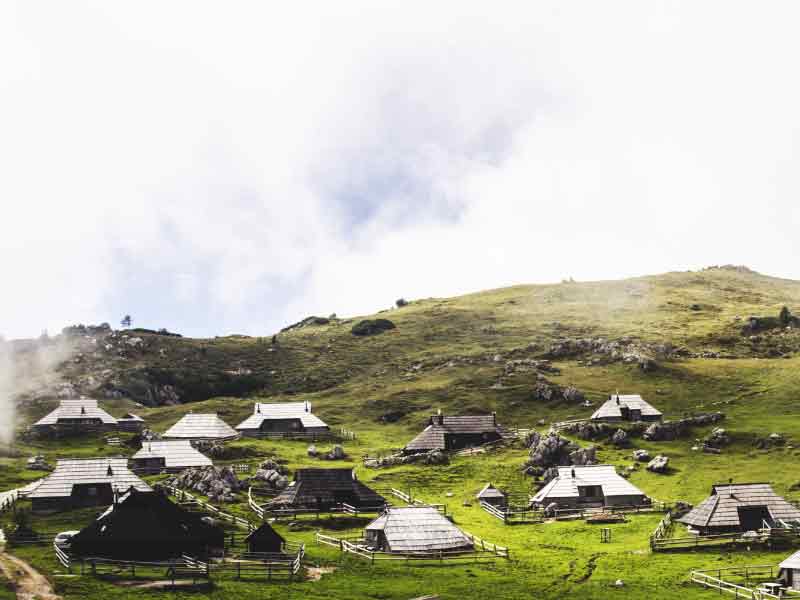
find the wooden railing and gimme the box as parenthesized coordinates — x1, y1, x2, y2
(688, 566, 796, 600)
(54, 542, 71, 570)
(248, 487, 264, 519)
(653, 524, 800, 552)
(242, 428, 355, 441)
(165, 485, 255, 532)
(479, 501, 543, 524)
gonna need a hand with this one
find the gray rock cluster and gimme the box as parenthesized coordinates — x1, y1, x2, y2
(26, 455, 52, 471)
(545, 336, 675, 370)
(755, 432, 786, 449)
(612, 429, 629, 448)
(643, 413, 725, 441)
(251, 459, 290, 491)
(165, 466, 245, 503)
(646, 455, 669, 473)
(364, 449, 450, 468)
(632, 449, 650, 462)
(309, 444, 347, 460)
(702, 427, 730, 449)
(523, 431, 596, 476)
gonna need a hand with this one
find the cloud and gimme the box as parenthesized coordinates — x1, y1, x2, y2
(2, 1, 800, 338)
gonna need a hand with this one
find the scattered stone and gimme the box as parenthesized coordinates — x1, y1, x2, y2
(612, 429, 629, 448)
(614, 580, 625, 588)
(646, 455, 669, 473)
(165, 466, 244, 503)
(307, 444, 318, 457)
(643, 413, 725, 441)
(632, 449, 650, 462)
(26, 455, 52, 471)
(755, 433, 787, 449)
(703, 427, 731, 449)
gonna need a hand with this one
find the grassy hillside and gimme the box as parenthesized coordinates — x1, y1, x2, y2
(5, 266, 800, 599)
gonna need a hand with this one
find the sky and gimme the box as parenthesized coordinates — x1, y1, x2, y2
(2, 1, 800, 339)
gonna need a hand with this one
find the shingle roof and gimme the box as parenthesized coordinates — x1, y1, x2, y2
(476, 483, 505, 500)
(118, 413, 144, 422)
(405, 415, 502, 451)
(365, 506, 473, 553)
(678, 483, 800, 529)
(236, 401, 328, 430)
(34, 399, 118, 426)
(28, 458, 150, 499)
(163, 413, 238, 440)
(531, 465, 647, 504)
(132, 440, 212, 469)
(780, 550, 800, 570)
(271, 468, 385, 508)
(590, 394, 662, 420)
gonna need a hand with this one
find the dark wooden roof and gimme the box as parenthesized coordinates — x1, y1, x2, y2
(405, 414, 502, 451)
(244, 522, 285, 545)
(270, 468, 385, 508)
(679, 483, 800, 529)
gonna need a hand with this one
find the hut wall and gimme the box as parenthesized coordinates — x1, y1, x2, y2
(131, 457, 166, 471)
(444, 432, 500, 450)
(259, 418, 304, 433)
(118, 421, 144, 432)
(604, 494, 647, 507)
(71, 483, 115, 508)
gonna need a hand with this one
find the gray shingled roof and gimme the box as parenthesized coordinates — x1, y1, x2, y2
(236, 401, 328, 430)
(271, 468, 385, 508)
(28, 458, 150, 499)
(132, 440, 212, 469)
(780, 550, 800, 570)
(590, 394, 662, 420)
(163, 413, 238, 440)
(531, 465, 648, 504)
(476, 483, 505, 500)
(118, 413, 144, 423)
(405, 415, 502, 451)
(34, 399, 118, 426)
(365, 506, 473, 553)
(678, 483, 800, 529)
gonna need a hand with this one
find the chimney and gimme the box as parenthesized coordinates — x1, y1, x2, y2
(305, 401, 311, 413)
(616, 396, 620, 405)
(571, 468, 576, 479)
(256, 404, 260, 414)
(81, 405, 86, 415)
(492, 411, 497, 426)
(107, 465, 114, 476)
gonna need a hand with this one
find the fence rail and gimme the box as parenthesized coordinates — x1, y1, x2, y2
(652, 517, 800, 552)
(689, 566, 792, 600)
(165, 485, 255, 532)
(242, 428, 355, 441)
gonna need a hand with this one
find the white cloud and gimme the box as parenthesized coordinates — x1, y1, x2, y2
(2, 1, 800, 338)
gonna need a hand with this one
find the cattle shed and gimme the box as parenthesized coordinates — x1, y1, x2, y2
(530, 465, 649, 509)
(131, 440, 212, 472)
(365, 506, 474, 554)
(270, 468, 386, 511)
(678, 482, 800, 535)
(245, 522, 286, 554)
(590, 394, 662, 422)
(404, 413, 505, 453)
(117, 413, 146, 432)
(476, 483, 507, 508)
(780, 550, 800, 590)
(162, 413, 238, 441)
(32, 399, 118, 435)
(69, 487, 224, 560)
(28, 458, 151, 513)
(236, 401, 329, 436)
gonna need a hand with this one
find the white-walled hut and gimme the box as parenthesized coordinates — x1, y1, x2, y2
(364, 506, 474, 554)
(404, 413, 506, 453)
(590, 394, 662, 423)
(678, 482, 800, 535)
(28, 458, 151, 513)
(235, 401, 330, 436)
(131, 440, 212, 473)
(163, 413, 238, 441)
(779, 550, 800, 591)
(531, 465, 650, 509)
(32, 399, 118, 436)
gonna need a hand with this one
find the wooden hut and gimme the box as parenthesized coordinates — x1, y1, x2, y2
(31, 399, 118, 436)
(530, 465, 649, 509)
(779, 550, 800, 591)
(117, 413, 146, 432)
(404, 413, 506, 453)
(244, 522, 285, 554)
(678, 482, 800, 535)
(163, 413, 238, 441)
(131, 440, 212, 472)
(270, 468, 385, 511)
(28, 458, 151, 513)
(590, 394, 662, 423)
(364, 506, 474, 554)
(476, 483, 507, 508)
(236, 401, 330, 436)
(69, 487, 224, 560)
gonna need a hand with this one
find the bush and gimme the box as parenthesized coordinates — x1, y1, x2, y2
(351, 319, 396, 336)
(395, 298, 408, 308)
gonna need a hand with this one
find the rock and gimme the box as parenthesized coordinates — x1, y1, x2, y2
(632, 449, 650, 462)
(324, 445, 346, 460)
(165, 466, 245, 503)
(614, 580, 625, 588)
(643, 413, 725, 441)
(307, 444, 318, 457)
(756, 432, 787, 449)
(646, 455, 669, 473)
(26, 455, 52, 471)
(703, 427, 730, 449)
(563, 386, 585, 404)
(351, 319, 396, 336)
(702, 446, 721, 454)
(423, 449, 450, 465)
(569, 446, 597, 466)
(612, 429, 629, 448)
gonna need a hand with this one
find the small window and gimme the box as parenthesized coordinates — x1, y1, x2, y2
(87, 487, 97, 496)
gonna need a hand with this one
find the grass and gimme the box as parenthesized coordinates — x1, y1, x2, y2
(6, 267, 800, 598)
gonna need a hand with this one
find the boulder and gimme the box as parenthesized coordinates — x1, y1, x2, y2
(646, 455, 670, 473)
(165, 466, 245, 503)
(351, 319, 396, 336)
(632, 449, 650, 462)
(307, 444, 318, 457)
(703, 427, 730, 449)
(423, 449, 450, 465)
(611, 429, 629, 448)
(643, 413, 725, 442)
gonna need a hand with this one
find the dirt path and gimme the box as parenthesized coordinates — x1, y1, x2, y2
(0, 552, 62, 600)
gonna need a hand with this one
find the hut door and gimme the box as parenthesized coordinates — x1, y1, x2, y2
(737, 506, 771, 531)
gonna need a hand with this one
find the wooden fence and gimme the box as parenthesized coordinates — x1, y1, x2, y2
(480, 501, 543, 524)
(243, 428, 355, 442)
(165, 485, 255, 532)
(689, 565, 794, 599)
(316, 532, 509, 565)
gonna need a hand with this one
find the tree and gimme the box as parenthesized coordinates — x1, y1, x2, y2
(120, 315, 132, 328)
(395, 298, 408, 308)
(780, 306, 792, 326)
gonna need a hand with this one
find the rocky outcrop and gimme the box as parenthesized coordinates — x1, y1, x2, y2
(251, 459, 290, 491)
(544, 337, 674, 369)
(166, 466, 245, 503)
(612, 429, 629, 448)
(364, 449, 449, 468)
(703, 427, 730, 449)
(755, 432, 786, 449)
(351, 319, 396, 336)
(643, 413, 725, 441)
(523, 431, 596, 476)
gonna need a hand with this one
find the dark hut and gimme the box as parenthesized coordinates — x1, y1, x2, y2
(403, 413, 506, 453)
(244, 522, 285, 554)
(476, 483, 507, 508)
(270, 468, 385, 511)
(69, 487, 224, 560)
(28, 458, 150, 513)
(678, 482, 800, 535)
(117, 413, 146, 432)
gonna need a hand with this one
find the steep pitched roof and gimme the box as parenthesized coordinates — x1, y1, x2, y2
(476, 483, 505, 500)
(780, 550, 800, 570)
(271, 468, 385, 508)
(34, 399, 118, 426)
(132, 440, 212, 469)
(404, 415, 502, 451)
(244, 522, 285, 545)
(118, 413, 144, 423)
(365, 506, 473, 553)
(236, 401, 328, 430)
(531, 465, 647, 504)
(28, 458, 150, 499)
(678, 483, 800, 529)
(163, 413, 237, 440)
(590, 394, 662, 420)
